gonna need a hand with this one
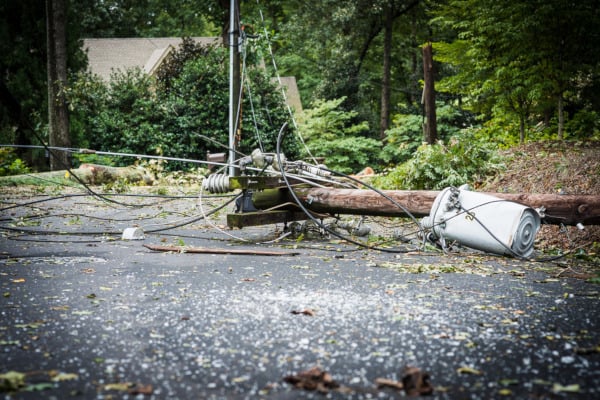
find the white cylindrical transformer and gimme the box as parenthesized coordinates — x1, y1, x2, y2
(422, 186, 541, 257)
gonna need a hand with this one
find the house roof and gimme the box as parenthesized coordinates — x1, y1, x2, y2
(83, 37, 302, 111)
(82, 37, 219, 81)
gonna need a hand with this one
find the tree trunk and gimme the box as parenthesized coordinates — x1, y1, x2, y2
(519, 113, 525, 144)
(46, 0, 70, 171)
(379, 7, 393, 140)
(557, 94, 564, 140)
(422, 42, 437, 144)
(0, 164, 154, 186)
(409, 11, 418, 105)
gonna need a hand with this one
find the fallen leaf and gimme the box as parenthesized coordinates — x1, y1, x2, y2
(402, 366, 433, 396)
(51, 372, 78, 382)
(80, 268, 95, 274)
(283, 366, 341, 394)
(375, 377, 404, 390)
(104, 382, 133, 392)
(128, 384, 153, 395)
(574, 345, 600, 355)
(241, 278, 256, 282)
(457, 366, 483, 375)
(15, 322, 44, 329)
(291, 309, 315, 316)
(72, 310, 93, 316)
(23, 382, 54, 392)
(552, 383, 580, 393)
(12, 278, 25, 283)
(0, 371, 25, 391)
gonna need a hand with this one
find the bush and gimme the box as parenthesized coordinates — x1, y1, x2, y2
(374, 128, 504, 190)
(381, 103, 476, 165)
(0, 148, 31, 176)
(565, 109, 600, 140)
(67, 41, 297, 171)
(298, 97, 381, 173)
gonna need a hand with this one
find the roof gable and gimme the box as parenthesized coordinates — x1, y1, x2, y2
(83, 37, 302, 111)
(83, 37, 219, 81)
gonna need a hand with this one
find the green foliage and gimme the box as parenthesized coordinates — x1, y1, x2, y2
(156, 37, 216, 93)
(71, 153, 117, 168)
(67, 42, 296, 171)
(374, 128, 504, 190)
(0, 0, 87, 169)
(564, 110, 600, 140)
(75, 0, 217, 38)
(381, 103, 472, 164)
(298, 97, 381, 173)
(380, 112, 423, 164)
(0, 148, 31, 176)
(313, 136, 382, 175)
(431, 0, 600, 143)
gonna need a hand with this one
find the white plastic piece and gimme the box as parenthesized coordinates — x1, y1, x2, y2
(122, 227, 145, 240)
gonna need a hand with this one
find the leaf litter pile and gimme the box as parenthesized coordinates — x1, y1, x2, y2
(479, 140, 600, 251)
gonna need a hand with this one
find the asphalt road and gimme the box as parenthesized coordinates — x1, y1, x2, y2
(0, 188, 599, 399)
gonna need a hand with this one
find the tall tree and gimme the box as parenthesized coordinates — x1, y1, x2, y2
(0, 0, 47, 163)
(75, 0, 216, 38)
(432, 0, 600, 142)
(46, 0, 71, 170)
(271, 0, 422, 135)
(380, 5, 393, 139)
(422, 42, 436, 144)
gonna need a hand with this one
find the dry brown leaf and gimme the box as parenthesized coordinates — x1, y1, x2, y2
(283, 366, 341, 394)
(402, 366, 434, 396)
(290, 309, 315, 316)
(129, 384, 153, 395)
(375, 377, 404, 390)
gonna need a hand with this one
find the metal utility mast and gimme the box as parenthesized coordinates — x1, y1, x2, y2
(228, 0, 240, 177)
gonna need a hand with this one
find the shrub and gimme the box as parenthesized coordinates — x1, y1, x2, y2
(298, 97, 381, 173)
(374, 128, 504, 190)
(0, 148, 31, 176)
(67, 42, 296, 171)
(381, 103, 476, 165)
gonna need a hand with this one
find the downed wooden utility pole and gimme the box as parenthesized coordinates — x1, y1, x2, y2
(288, 187, 600, 226)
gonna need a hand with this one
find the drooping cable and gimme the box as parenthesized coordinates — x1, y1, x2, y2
(276, 122, 420, 253)
(255, 0, 317, 164)
(245, 77, 264, 152)
(0, 194, 239, 238)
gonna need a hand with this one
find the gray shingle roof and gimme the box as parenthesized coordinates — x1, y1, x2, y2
(83, 37, 219, 80)
(82, 37, 302, 111)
